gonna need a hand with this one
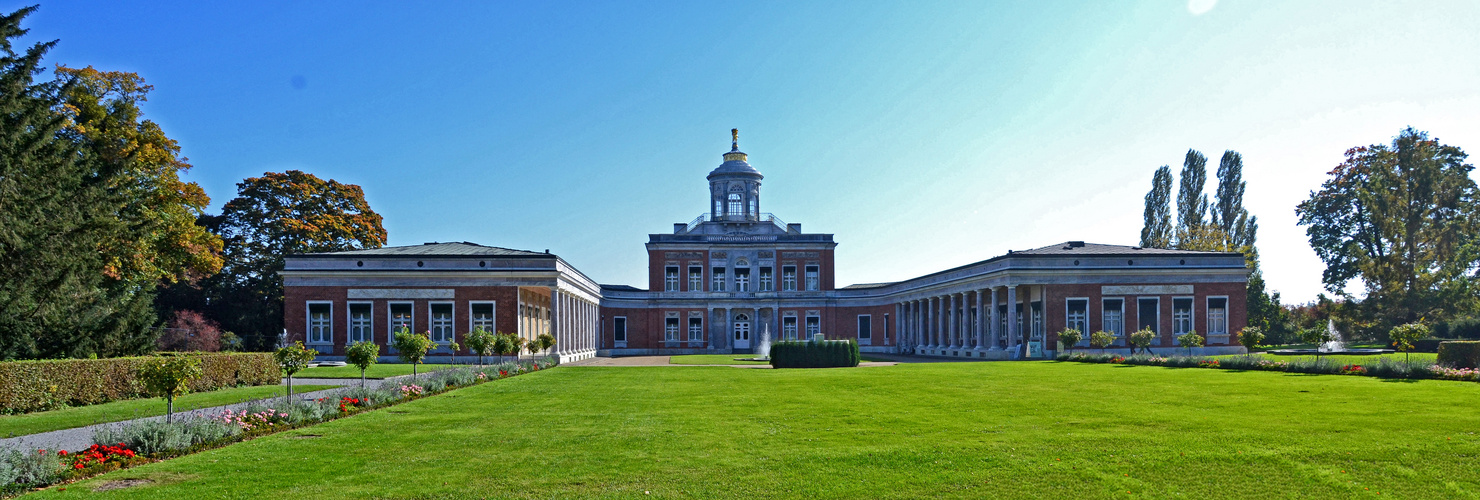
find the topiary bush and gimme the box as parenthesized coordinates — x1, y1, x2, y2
(0, 353, 277, 414)
(769, 340, 859, 368)
(1437, 341, 1480, 369)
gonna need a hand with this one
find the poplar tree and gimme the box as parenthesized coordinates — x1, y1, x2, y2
(1139, 166, 1174, 248)
(1214, 150, 1259, 261)
(1175, 149, 1209, 243)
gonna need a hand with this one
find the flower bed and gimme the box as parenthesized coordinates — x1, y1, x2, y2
(1055, 352, 1479, 382)
(0, 358, 556, 496)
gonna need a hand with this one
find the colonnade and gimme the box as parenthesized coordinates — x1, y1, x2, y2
(894, 285, 1027, 358)
(550, 289, 599, 362)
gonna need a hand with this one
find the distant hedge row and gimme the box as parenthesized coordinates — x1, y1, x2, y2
(1437, 341, 1480, 369)
(0, 352, 278, 414)
(769, 340, 860, 368)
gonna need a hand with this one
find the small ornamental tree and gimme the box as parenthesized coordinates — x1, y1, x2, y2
(1238, 326, 1265, 358)
(1389, 322, 1429, 364)
(1129, 328, 1156, 355)
(1089, 331, 1116, 354)
(494, 333, 522, 363)
(465, 327, 497, 366)
(525, 337, 545, 356)
(1177, 331, 1205, 356)
(536, 333, 556, 354)
(137, 355, 203, 423)
(1300, 326, 1335, 362)
(345, 340, 380, 388)
(1058, 328, 1083, 355)
(274, 341, 318, 399)
(392, 327, 435, 380)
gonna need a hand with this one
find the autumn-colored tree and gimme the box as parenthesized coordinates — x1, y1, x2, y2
(157, 310, 222, 352)
(196, 170, 386, 349)
(1296, 127, 1480, 328)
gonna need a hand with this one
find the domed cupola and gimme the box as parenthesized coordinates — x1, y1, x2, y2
(708, 129, 763, 222)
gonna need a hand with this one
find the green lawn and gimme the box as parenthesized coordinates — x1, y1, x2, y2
(1215, 352, 1439, 365)
(43, 362, 1480, 498)
(293, 363, 459, 379)
(668, 354, 769, 365)
(0, 385, 337, 438)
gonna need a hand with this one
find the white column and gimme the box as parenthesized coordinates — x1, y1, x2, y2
(975, 289, 986, 351)
(1007, 285, 1020, 353)
(989, 288, 1001, 350)
(947, 294, 958, 349)
(928, 297, 938, 349)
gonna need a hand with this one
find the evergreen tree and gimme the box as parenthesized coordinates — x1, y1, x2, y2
(1175, 149, 1209, 243)
(1214, 150, 1260, 266)
(1140, 165, 1174, 248)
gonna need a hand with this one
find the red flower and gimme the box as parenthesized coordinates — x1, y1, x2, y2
(58, 450, 68, 456)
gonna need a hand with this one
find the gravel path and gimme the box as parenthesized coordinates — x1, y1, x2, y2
(0, 373, 428, 453)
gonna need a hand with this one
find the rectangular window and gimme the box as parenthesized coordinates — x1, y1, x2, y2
(390, 302, 413, 336)
(1102, 298, 1124, 336)
(1208, 297, 1228, 335)
(759, 267, 773, 291)
(805, 316, 820, 337)
(688, 266, 703, 291)
(349, 303, 372, 343)
(1137, 298, 1159, 335)
(735, 268, 750, 292)
(613, 317, 627, 342)
(712, 267, 726, 292)
(858, 315, 872, 340)
(1066, 299, 1088, 343)
(1031, 302, 1043, 339)
(665, 266, 679, 291)
(665, 317, 680, 341)
(804, 265, 819, 291)
(782, 266, 797, 291)
(1173, 298, 1193, 335)
(782, 317, 798, 340)
(470, 302, 495, 332)
(308, 302, 332, 344)
(688, 317, 703, 342)
(430, 303, 454, 343)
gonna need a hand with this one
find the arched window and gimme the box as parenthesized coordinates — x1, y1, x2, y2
(728, 193, 743, 217)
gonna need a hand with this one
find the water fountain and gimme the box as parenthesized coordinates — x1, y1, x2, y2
(734, 324, 772, 362)
(1269, 319, 1392, 356)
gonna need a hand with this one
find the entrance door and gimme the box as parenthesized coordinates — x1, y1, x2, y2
(733, 314, 751, 349)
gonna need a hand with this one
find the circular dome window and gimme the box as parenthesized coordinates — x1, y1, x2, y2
(417, 261, 425, 267)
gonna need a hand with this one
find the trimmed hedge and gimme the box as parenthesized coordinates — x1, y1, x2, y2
(1437, 341, 1480, 369)
(0, 353, 278, 414)
(769, 340, 860, 368)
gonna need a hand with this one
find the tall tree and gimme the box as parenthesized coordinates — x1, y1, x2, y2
(1175, 149, 1210, 244)
(193, 171, 387, 349)
(0, 6, 119, 359)
(1213, 150, 1259, 253)
(1295, 127, 1480, 325)
(1140, 165, 1174, 248)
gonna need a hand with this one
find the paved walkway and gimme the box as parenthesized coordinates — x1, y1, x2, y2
(0, 374, 424, 453)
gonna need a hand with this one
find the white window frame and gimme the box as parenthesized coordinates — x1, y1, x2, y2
(688, 317, 704, 342)
(1207, 295, 1229, 336)
(804, 265, 819, 291)
(735, 268, 750, 292)
(782, 266, 797, 291)
(805, 315, 821, 337)
(1172, 296, 1194, 336)
(665, 317, 680, 342)
(727, 193, 743, 217)
(1101, 298, 1124, 337)
(613, 316, 628, 346)
(857, 314, 872, 345)
(388, 301, 415, 336)
(307, 301, 333, 345)
(1065, 298, 1089, 346)
(665, 266, 679, 291)
(347, 301, 373, 344)
(469, 301, 496, 333)
(782, 316, 798, 340)
(712, 267, 727, 292)
(429, 301, 455, 344)
(758, 267, 773, 292)
(688, 266, 703, 291)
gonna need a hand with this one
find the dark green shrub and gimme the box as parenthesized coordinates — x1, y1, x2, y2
(1413, 339, 1446, 352)
(1434, 317, 1480, 340)
(1437, 341, 1480, 369)
(0, 353, 277, 414)
(769, 340, 860, 368)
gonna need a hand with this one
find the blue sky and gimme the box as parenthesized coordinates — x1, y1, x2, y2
(18, 1, 1480, 302)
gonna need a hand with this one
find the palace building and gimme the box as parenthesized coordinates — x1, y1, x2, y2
(282, 130, 1250, 363)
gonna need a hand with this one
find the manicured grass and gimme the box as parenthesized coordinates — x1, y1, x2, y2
(294, 363, 460, 379)
(668, 354, 769, 365)
(49, 363, 1480, 498)
(1215, 352, 1439, 365)
(0, 385, 337, 438)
